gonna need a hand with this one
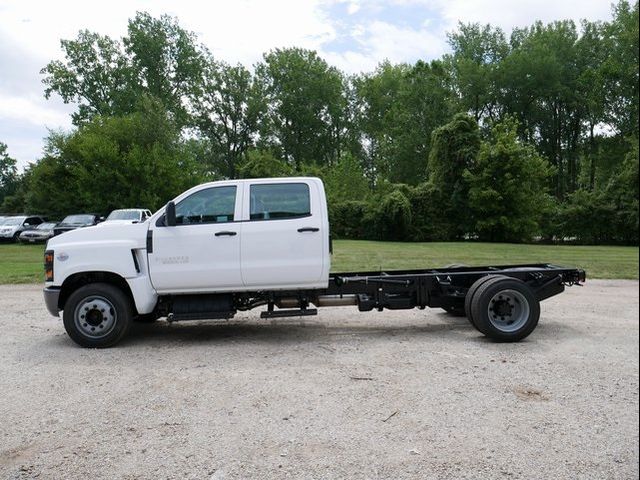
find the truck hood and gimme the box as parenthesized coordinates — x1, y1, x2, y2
(47, 222, 149, 250)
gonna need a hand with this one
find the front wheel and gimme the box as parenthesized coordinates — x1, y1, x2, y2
(470, 277, 540, 342)
(62, 283, 133, 348)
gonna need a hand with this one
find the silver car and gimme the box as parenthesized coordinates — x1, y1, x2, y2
(0, 216, 46, 242)
(19, 222, 57, 244)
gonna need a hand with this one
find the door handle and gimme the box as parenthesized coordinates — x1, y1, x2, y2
(215, 231, 237, 236)
(297, 227, 319, 233)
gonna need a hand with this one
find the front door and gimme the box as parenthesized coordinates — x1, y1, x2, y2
(148, 185, 243, 293)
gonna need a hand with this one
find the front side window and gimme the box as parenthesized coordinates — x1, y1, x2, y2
(250, 183, 310, 220)
(175, 186, 237, 225)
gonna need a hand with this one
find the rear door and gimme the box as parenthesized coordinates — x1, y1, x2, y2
(240, 180, 325, 288)
(148, 184, 243, 293)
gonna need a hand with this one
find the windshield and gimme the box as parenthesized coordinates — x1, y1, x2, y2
(61, 214, 94, 225)
(2, 217, 26, 226)
(38, 223, 57, 230)
(107, 210, 140, 221)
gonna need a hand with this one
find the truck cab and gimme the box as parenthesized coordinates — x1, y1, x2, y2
(43, 177, 331, 346)
(149, 177, 330, 293)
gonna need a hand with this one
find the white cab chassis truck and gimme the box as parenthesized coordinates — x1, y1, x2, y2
(43, 177, 586, 347)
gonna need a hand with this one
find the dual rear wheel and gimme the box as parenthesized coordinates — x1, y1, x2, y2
(464, 275, 540, 342)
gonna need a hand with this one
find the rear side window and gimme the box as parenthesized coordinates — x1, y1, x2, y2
(176, 186, 237, 224)
(250, 183, 310, 220)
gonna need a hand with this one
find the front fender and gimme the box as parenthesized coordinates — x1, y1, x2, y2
(52, 240, 141, 282)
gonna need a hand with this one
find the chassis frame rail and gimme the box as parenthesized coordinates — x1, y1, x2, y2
(323, 264, 585, 312)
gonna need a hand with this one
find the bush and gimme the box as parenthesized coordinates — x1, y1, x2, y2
(465, 117, 554, 242)
(406, 183, 457, 241)
(329, 200, 372, 239)
(375, 190, 412, 240)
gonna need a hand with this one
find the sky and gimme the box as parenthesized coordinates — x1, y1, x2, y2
(0, 0, 614, 170)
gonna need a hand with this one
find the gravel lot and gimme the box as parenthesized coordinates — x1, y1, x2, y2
(0, 280, 638, 480)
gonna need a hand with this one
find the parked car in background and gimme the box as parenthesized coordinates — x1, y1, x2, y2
(98, 208, 152, 226)
(53, 214, 102, 237)
(19, 222, 58, 244)
(0, 216, 45, 242)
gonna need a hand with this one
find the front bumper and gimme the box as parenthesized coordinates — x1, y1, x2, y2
(43, 287, 61, 316)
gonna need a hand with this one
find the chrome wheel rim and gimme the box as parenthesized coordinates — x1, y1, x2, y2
(487, 289, 530, 332)
(74, 296, 117, 338)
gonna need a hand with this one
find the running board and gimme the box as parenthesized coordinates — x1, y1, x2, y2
(260, 308, 318, 319)
(168, 312, 235, 322)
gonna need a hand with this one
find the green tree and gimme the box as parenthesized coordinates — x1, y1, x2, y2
(602, 137, 639, 243)
(257, 48, 347, 169)
(576, 20, 608, 190)
(500, 20, 583, 197)
(190, 59, 266, 178)
(354, 60, 453, 184)
(237, 149, 294, 179)
(26, 98, 203, 218)
(446, 22, 509, 121)
(41, 31, 135, 124)
(602, 1, 639, 136)
(41, 12, 205, 127)
(427, 113, 481, 238)
(322, 153, 369, 205)
(0, 142, 18, 208)
(124, 12, 206, 127)
(465, 117, 554, 242)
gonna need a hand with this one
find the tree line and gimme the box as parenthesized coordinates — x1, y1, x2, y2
(0, 1, 637, 244)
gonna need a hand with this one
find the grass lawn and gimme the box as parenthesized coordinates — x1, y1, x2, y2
(0, 240, 637, 284)
(331, 240, 638, 280)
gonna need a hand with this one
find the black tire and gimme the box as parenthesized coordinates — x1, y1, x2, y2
(470, 276, 540, 342)
(62, 283, 133, 348)
(464, 275, 503, 328)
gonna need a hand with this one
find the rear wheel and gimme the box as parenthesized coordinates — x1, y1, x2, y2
(62, 283, 133, 348)
(470, 277, 540, 342)
(464, 275, 501, 328)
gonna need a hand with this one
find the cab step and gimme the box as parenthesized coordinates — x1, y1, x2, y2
(168, 312, 235, 322)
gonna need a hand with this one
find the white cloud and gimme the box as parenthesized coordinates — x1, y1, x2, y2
(0, 93, 72, 127)
(432, 0, 611, 32)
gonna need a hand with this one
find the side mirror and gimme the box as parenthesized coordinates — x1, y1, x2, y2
(165, 201, 176, 227)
